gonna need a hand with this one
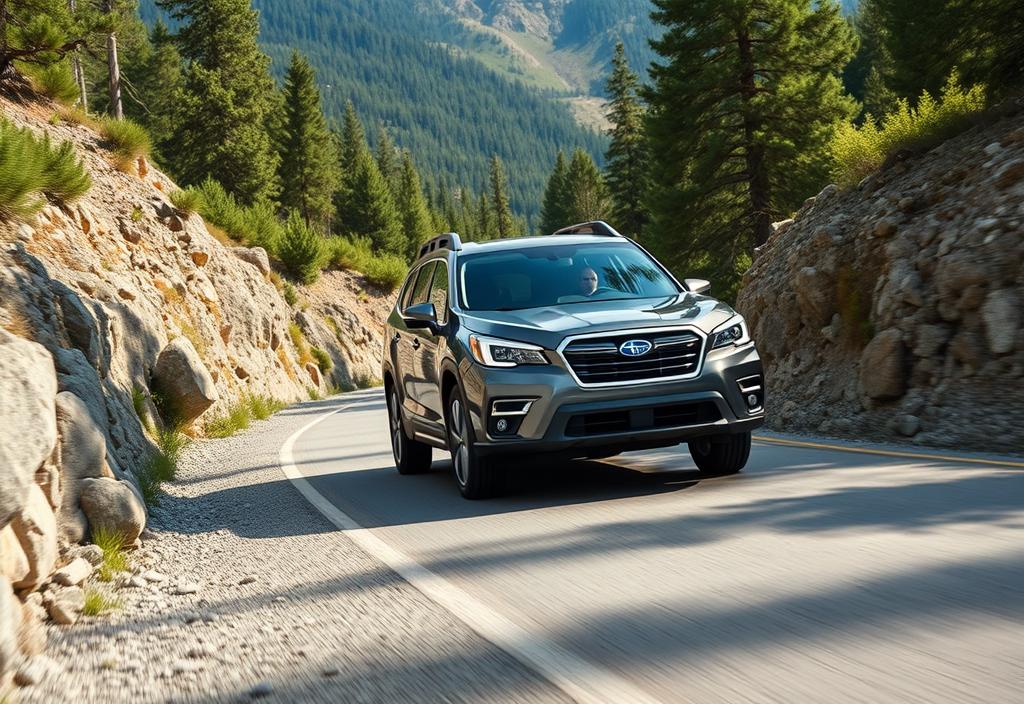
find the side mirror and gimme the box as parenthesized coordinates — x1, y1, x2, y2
(684, 278, 711, 295)
(404, 302, 438, 332)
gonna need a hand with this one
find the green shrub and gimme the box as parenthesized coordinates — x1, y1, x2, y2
(206, 402, 251, 438)
(310, 346, 332, 373)
(82, 587, 121, 616)
(192, 178, 284, 256)
(327, 235, 374, 271)
(0, 119, 89, 220)
(26, 61, 80, 105)
(90, 527, 130, 581)
(830, 73, 986, 187)
(135, 420, 188, 506)
(362, 254, 407, 292)
(282, 280, 298, 306)
(279, 212, 326, 284)
(247, 394, 286, 421)
(288, 321, 314, 366)
(169, 188, 202, 215)
(39, 135, 91, 202)
(98, 117, 151, 170)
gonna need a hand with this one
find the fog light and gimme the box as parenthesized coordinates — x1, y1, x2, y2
(496, 418, 509, 433)
(747, 394, 759, 407)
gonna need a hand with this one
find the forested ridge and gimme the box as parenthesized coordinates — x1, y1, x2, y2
(138, 0, 607, 224)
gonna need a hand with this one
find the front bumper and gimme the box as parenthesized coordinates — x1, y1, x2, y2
(460, 342, 765, 458)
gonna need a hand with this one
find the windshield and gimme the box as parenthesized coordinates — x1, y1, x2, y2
(458, 242, 680, 311)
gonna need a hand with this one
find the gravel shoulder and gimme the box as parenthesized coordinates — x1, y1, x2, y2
(21, 391, 568, 704)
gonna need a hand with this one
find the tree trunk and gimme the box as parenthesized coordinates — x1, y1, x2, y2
(68, 0, 87, 109)
(103, 0, 122, 119)
(736, 26, 772, 250)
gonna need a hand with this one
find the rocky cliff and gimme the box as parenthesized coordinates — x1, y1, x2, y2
(0, 89, 389, 691)
(737, 104, 1024, 452)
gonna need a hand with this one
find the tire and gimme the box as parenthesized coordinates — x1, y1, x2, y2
(387, 386, 432, 475)
(446, 385, 501, 499)
(688, 432, 751, 476)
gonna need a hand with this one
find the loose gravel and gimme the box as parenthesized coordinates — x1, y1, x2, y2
(21, 393, 569, 703)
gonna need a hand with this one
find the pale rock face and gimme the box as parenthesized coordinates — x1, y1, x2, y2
(0, 578, 19, 683)
(78, 477, 147, 545)
(55, 391, 116, 544)
(231, 246, 271, 275)
(9, 485, 58, 592)
(0, 527, 29, 585)
(0, 330, 58, 529)
(152, 337, 219, 423)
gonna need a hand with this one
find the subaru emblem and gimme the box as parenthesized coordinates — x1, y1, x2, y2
(619, 339, 652, 357)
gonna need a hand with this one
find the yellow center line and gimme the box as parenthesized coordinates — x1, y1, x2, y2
(752, 435, 1024, 469)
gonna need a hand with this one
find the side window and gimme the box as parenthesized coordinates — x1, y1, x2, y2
(398, 270, 418, 311)
(406, 262, 436, 311)
(429, 260, 449, 324)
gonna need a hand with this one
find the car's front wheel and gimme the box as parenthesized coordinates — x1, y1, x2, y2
(446, 387, 501, 499)
(388, 386, 432, 475)
(688, 432, 751, 476)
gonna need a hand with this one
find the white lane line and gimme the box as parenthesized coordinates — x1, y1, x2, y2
(279, 393, 667, 704)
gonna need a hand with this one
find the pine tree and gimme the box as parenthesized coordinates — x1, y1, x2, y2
(475, 191, 494, 241)
(539, 150, 570, 234)
(604, 41, 650, 239)
(338, 100, 364, 177)
(645, 0, 855, 295)
(158, 0, 280, 204)
(566, 148, 610, 223)
(344, 146, 404, 255)
(0, 0, 79, 76)
(131, 20, 182, 158)
(488, 154, 514, 239)
(279, 50, 340, 230)
(395, 150, 433, 261)
(375, 124, 398, 192)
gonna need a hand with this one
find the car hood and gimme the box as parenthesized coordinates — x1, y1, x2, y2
(459, 293, 738, 348)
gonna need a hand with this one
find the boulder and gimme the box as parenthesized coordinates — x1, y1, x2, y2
(0, 577, 20, 678)
(56, 391, 115, 544)
(191, 251, 210, 267)
(9, 485, 57, 592)
(17, 600, 47, 657)
(45, 586, 84, 625)
(232, 247, 271, 275)
(152, 337, 218, 423)
(981, 289, 1020, 355)
(52, 557, 92, 587)
(913, 324, 951, 358)
(0, 526, 28, 585)
(79, 477, 147, 545)
(859, 328, 906, 400)
(0, 330, 58, 529)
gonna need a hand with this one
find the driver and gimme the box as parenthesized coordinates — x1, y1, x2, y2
(577, 267, 598, 296)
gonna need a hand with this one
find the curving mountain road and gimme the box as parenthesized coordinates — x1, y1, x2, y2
(284, 389, 1024, 704)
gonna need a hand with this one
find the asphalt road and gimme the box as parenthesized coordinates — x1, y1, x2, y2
(287, 389, 1024, 704)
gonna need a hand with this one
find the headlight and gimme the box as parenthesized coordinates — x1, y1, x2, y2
(468, 334, 548, 367)
(710, 316, 750, 349)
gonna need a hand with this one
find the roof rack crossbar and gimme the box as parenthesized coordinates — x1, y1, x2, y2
(550, 220, 623, 237)
(418, 232, 463, 259)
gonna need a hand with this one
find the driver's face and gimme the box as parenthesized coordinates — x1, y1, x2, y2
(578, 268, 598, 296)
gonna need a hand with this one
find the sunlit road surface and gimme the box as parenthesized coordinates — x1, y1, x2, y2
(289, 390, 1024, 704)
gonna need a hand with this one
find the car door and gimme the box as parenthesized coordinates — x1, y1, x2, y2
(399, 261, 436, 416)
(415, 258, 450, 422)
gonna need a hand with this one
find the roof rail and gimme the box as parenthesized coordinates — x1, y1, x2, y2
(550, 221, 624, 237)
(417, 232, 462, 260)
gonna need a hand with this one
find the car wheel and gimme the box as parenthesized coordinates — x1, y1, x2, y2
(446, 386, 500, 499)
(388, 386, 432, 475)
(688, 432, 751, 476)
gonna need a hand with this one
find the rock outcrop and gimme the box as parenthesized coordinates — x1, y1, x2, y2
(737, 106, 1024, 451)
(0, 88, 391, 690)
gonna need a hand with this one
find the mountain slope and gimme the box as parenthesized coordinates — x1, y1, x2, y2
(140, 0, 608, 223)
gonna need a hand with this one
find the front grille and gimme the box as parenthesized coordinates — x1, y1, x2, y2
(561, 329, 704, 385)
(565, 401, 721, 437)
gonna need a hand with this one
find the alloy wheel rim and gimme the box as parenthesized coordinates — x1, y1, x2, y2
(389, 391, 402, 464)
(450, 398, 468, 486)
